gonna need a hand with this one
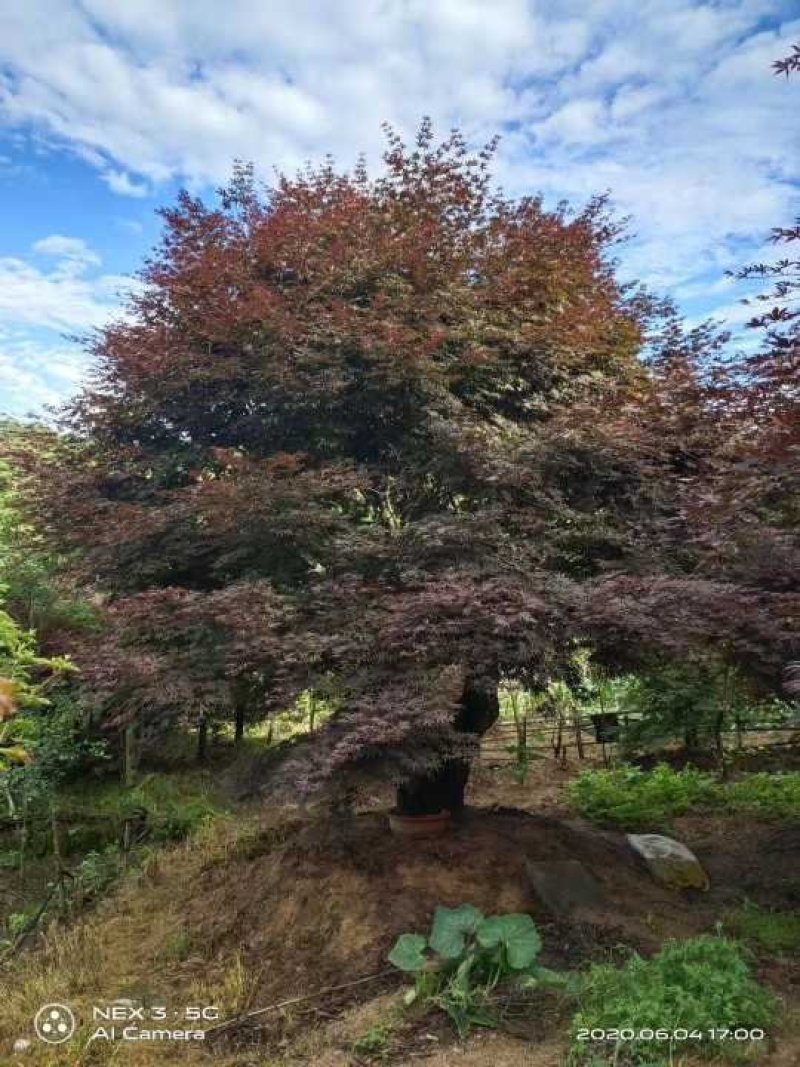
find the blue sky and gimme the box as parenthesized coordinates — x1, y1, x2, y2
(1, 0, 798, 417)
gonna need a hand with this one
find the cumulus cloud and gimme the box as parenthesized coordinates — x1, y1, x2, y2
(0, 236, 135, 415)
(0, 333, 92, 417)
(32, 234, 102, 274)
(103, 169, 150, 197)
(0, 237, 125, 332)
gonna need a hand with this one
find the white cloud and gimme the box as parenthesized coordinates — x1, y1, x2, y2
(610, 85, 666, 121)
(0, 335, 91, 417)
(0, 237, 123, 332)
(536, 98, 610, 145)
(32, 234, 101, 274)
(33, 234, 95, 259)
(0, 236, 134, 416)
(103, 169, 150, 197)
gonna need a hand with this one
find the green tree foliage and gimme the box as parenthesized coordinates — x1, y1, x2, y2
(0, 422, 97, 641)
(620, 663, 748, 755)
(0, 426, 102, 833)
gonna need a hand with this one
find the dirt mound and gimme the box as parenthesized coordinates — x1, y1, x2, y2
(184, 806, 715, 1011)
(677, 815, 800, 911)
(2, 802, 797, 1064)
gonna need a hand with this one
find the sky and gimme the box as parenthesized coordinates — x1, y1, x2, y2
(0, 0, 798, 418)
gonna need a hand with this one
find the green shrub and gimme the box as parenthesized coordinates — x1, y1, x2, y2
(63, 772, 222, 845)
(569, 765, 800, 828)
(388, 904, 569, 1037)
(75, 845, 125, 901)
(724, 902, 800, 955)
(725, 774, 800, 820)
(568, 765, 719, 828)
(5, 908, 37, 939)
(571, 936, 780, 1065)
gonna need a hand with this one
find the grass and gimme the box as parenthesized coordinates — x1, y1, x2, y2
(570, 935, 780, 1065)
(723, 901, 800, 955)
(569, 764, 800, 828)
(0, 769, 228, 945)
(0, 810, 264, 1064)
(351, 1021, 396, 1058)
(160, 925, 194, 962)
(60, 769, 225, 845)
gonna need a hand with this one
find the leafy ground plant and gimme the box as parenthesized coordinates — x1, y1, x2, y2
(569, 765, 800, 828)
(388, 904, 568, 1037)
(570, 935, 780, 1065)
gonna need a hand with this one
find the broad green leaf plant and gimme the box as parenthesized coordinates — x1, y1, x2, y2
(388, 904, 568, 1036)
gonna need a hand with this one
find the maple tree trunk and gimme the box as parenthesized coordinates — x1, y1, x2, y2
(231, 678, 248, 744)
(395, 681, 499, 816)
(123, 721, 138, 785)
(234, 703, 245, 744)
(197, 715, 209, 763)
(684, 722, 699, 755)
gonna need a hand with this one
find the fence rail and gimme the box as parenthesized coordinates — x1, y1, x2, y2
(479, 717, 799, 765)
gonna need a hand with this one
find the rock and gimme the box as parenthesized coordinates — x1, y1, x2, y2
(524, 858, 606, 918)
(627, 833, 710, 891)
(13, 1038, 31, 1053)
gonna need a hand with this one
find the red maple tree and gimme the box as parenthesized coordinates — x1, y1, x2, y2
(34, 124, 798, 809)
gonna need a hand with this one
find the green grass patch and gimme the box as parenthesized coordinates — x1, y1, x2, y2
(161, 926, 194, 962)
(1, 771, 228, 943)
(570, 935, 780, 1065)
(724, 774, 800, 820)
(61, 770, 224, 844)
(569, 765, 800, 829)
(723, 902, 800, 955)
(351, 1022, 395, 1059)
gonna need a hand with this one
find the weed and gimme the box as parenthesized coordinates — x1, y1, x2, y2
(75, 845, 124, 901)
(352, 1022, 395, 1058)
(193, 951, 261, 1017)
(5, 908, 36, 939)
(724, 773, 800, 820)
(569, 765, 800, 828)
(0, 848, 18, 869)
(569, 765, 717, 827)
(570, 935, 780, 1064)
(161, 926, 193, 962)
(723, 901, 800, 954)
(0, 921, 106, 1048)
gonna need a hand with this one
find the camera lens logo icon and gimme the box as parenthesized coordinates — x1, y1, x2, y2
(34, 1003, 77, 1044)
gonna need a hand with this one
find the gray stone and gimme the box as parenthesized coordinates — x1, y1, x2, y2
(524, 858, 606, 917)
(627, 833, 710, 891)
